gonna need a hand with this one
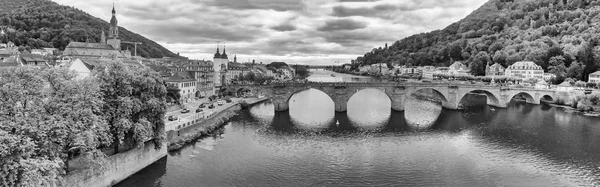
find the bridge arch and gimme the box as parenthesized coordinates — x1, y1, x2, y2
(540, 95, 554, 103)
(286, 88, 336, 111)
(458, 89, 501, 108)
(406, 87, 450, 109)
(348, 88, 392, 103)
(508, 92, 536, 104)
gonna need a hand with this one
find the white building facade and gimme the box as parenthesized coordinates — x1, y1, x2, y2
(504, 61, 544, 80)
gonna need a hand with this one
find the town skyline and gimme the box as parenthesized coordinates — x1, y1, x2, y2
(51, 0, 487, 65)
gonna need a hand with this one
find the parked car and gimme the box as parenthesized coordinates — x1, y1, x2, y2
(217, 100, 224, 106)
(199, 103, 206, 108)
(168, 115, 178, 121)
(225, 98, 233, 103)
(208, 104, 215, 109)
(196, 108, 203, 113)
(181, 108, 190, 113)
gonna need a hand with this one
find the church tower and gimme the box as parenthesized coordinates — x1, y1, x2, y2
(107, 4, 121, 50)
(100, 31, 106, 43)
(213, 45, 221, 72)
(221, 45, 228, 69)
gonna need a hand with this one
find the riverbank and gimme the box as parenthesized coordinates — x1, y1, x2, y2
(167, 104, 241, 151)
(166, 98, 270, 151)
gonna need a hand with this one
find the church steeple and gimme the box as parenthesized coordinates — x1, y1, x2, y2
(221, 45, 228, 59)
(108, 3, 118, 39)
(107, 3, 121, 50)
(213, 44, 221, 59)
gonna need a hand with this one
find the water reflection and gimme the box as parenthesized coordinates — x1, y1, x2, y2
(347, 89, 391, 130)
(404, 97, 442, 130)
(116, 69, 600, 187)
(289, 89, 335, 131)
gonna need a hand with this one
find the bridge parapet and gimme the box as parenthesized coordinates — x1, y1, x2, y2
(226, 82, 557, 112)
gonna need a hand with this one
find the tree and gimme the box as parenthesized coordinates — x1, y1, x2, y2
(166, 84, 181, 104)
(492, 51, 508, 66)
(566, 61, 585, 80)
(0, 67, 112, 186)
(294, 66, 309, 77)
(470, 51, 489, 76)
(94, 62, 166, 154)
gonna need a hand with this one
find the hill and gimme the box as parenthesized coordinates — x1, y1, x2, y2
(356, 0, 600, 83)
(0, 0, 178, 58)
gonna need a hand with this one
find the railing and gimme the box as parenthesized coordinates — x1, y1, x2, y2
(227, 82, 558, 92)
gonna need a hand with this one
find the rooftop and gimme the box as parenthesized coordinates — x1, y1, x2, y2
(66, 42, 116, 50)
(166, 71, 195, 82)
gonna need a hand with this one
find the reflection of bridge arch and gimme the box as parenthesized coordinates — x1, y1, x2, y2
(458, 89, 501, 108)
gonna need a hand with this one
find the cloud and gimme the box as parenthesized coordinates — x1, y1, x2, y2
(207, 0, 306, 11)
(52, 0, 486, 64)
(270, 24, 297, 32)
(317, 19, 368, 31)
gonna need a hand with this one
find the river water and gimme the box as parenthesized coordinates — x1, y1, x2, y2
(117, 70, 600, 187)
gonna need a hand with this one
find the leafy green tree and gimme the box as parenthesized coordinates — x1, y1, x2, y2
(470, 51, 489, 76)
(166, 84, 181, 104)
(566, 61, 585, 80)
(94, 62, 167, 153)
(0, 67, 112, 186)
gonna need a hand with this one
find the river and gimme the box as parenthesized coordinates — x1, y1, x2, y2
(117, 70, 600, 187)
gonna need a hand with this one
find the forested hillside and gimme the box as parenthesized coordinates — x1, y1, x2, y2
(0, 0, 178, 58)
(357, 0, 600, 83)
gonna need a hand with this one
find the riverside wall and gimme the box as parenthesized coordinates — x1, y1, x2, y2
(61, 141, 167, 187)
(167, 104, 242, 151)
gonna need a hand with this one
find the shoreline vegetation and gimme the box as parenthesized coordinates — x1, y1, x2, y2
(553, 94, 600, 116)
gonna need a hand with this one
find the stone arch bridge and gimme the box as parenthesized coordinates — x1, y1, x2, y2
(227, 82, 556, 112)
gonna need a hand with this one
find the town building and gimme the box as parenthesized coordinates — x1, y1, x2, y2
(504, 61, 544, 80)
(19, 54, 49, 68)
(0, 42, 19, 60)
(434, 67, 450, 75)
(556, 81, 575, 92)
(165, 71, 196, 103)
(448, 62, 470, 76)
(67, 58, 93, 79)
(62, 5, 131, 59)
(418, 66, 435, 79)
(213, 45, 228, 93)
(543, 73, 556, 81)
(185, 60, 214, 97)
(226, 62, 250, 83)
(485, 63, 505, 77)
(588, 71, 600, 83)
(0, 56, 21, 68)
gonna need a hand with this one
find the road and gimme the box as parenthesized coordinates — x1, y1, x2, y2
(164, 97, 259, 131)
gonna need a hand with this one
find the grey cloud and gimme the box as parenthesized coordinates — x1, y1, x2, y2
(331, 4, 401, 19)
(140, 24, 265, 43)
(207, 0, 306, 12)
(270, 24, 297, 32)
(317, 19, 367, 32)
(338, 0, 380, 2)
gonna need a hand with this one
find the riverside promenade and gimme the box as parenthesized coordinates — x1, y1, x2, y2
(165, 97, 270, 151)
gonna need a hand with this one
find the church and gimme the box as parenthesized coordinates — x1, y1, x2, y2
(62, 4, 131, 59)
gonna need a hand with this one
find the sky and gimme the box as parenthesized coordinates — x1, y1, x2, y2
(52, 0, 487, 65)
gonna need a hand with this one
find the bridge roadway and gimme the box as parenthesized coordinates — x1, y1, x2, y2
(226, 82, 557, 112)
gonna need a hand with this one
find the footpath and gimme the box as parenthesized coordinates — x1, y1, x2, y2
(165, 97, 269, 151)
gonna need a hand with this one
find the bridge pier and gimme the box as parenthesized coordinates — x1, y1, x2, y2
(272, 97, 289, 112)
(334, 100, 347, 112)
